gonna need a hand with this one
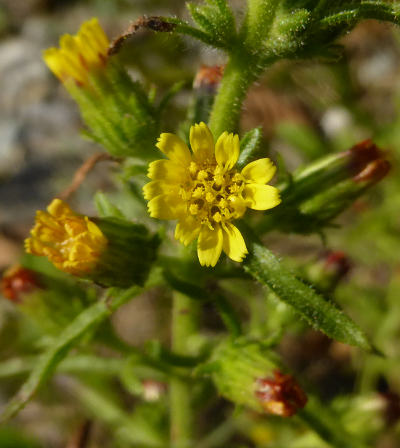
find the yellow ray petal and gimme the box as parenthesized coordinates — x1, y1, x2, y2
(86, 219, 105, 238)
(215, 131, 240, 172)
(241, 158, 276, 184)
(243, 184, 281, 211)
(156, 133, 192, 166)
(147, 159, 187, 182)
(42, 18, 109, 85)
(222, 223, 248, 262)
(68, 242, 93, 262)
(190, 122, 215, 163)
(47, 198, 74, 218)
(197, 225, 223, 267)
(148, 194, 185, 220)
(175, 216, 201, 246)
(143, 180, 179, 201)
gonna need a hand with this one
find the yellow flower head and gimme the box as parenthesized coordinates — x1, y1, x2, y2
(143, 123, 281, 267)
(43, 18, 109, 86)
(25, 199, 107, 275)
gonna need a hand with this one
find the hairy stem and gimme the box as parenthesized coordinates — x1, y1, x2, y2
(208, 52, 259, 136)
(170, 291, 200, 448)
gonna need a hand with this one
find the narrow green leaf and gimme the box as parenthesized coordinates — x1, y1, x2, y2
(0, 286, 141, 422)
(72, 381, 164, 448)
(0, 355, 125, 379)
(243, 236, 372, 350)
(319, 2, 399, 29)
(237, 127, 263, 169)
(158, 81, 187, 114)
(244, 0, 280, 49)
(187, 3, 216, 35)
(94, 191, 125, 219)
(166, 18, 219, 47)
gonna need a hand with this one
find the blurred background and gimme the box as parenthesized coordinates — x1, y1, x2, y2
(1, 0, 400, 447)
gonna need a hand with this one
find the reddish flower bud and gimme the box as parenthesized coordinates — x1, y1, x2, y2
(1, 265, 42, 303)
(193, 65, 224, 90)
(322, 251, 351, 281)
(353, 159, 391, 184)
(142, 379, 167, 402)
(255, 370, 308, 417)
(381, 392, 400, 427)
(348, 139, 390, 183)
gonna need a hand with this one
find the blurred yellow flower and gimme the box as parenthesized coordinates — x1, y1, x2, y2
(143, 122, 281, 267)
(43, 18, 109, 85)
(25, 199, 107, 275)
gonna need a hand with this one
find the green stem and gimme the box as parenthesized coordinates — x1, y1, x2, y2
(170, 292, 200, 448)
(208, 53, 259, 136)
(245, 0, 280, 49)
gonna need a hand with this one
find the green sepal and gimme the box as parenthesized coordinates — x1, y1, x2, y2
(65, 62, 159, 159)
(206, 338, 282, 412)
(89, 218, 160, 288)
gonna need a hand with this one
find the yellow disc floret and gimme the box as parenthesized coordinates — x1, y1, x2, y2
(43, 18, 109, 86)
(143, 122, 281, 267)
(25, 199, 107, 275)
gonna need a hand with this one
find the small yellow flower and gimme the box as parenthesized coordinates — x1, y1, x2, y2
(25, 199, 107, 275)
(43, 18, 109, 85)
(143, 122, 281, 267)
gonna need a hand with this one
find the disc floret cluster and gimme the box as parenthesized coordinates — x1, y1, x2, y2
(144, 122, 281, 266)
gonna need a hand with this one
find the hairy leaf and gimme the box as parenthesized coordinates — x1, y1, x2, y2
(243, 238, 372, 350)
(237, 127, 264, 169)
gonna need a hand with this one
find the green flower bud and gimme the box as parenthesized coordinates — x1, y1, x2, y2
(257, 139, 390, 233)
(208, 339, 307, 417)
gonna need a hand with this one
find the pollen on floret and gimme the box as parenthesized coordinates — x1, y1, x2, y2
(25, 199, 107, 276)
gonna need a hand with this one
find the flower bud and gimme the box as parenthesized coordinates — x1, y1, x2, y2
(285, 139, 389, 205)
(353, 159, 391, 185)
(193, 65, 224, 92)
(43, 18, 109, 87)
(142, 380, 167, 402)
(1, 264, 97, 334)
(1, 265, 42, 303)
(25, 199, 159, 287)
(258, 139, 390, 234)
(348, 139, 383, 176)
(188, 65, 225, 125)
(305, 251, 351, 292)
(255, 370, 308, 417)
(209, 339, 307, 416)
(43, 18, 158, 158)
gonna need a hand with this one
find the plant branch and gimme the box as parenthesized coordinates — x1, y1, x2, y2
(59, 152, 119, 200)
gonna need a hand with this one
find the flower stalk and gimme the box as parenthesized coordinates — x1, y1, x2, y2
(170, 291, 200, 448)
(209, 53, 260, 136)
